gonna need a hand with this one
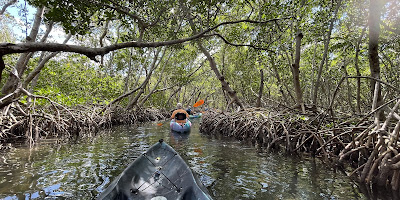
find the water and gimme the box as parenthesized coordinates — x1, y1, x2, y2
(0, 119, 367, 199)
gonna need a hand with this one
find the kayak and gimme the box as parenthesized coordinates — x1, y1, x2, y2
(189, 113, 202, 119)
(97, 139, 212, 200)
(170, 119, 191, 133)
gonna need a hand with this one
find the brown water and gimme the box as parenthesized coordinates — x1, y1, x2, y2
(0, 119, 370, 199)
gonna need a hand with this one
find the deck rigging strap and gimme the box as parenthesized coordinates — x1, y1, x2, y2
(134, 146, 180, 192)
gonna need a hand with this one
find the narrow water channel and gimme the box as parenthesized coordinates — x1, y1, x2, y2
(0, 119, 368, 199)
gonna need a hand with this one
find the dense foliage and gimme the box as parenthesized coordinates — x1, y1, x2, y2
(0, 0, 399, 111)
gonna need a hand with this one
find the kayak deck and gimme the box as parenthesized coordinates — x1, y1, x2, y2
(97, 139, 212, 200)
(189, 113, 202, 119)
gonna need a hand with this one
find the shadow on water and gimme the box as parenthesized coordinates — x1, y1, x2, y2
(0, 118, 396, 199)
(170, 130, 191, 143)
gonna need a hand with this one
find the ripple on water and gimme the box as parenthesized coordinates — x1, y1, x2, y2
(0, 122, 372, 200)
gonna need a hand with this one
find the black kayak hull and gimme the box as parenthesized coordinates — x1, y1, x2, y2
(97, 140, 212, 200)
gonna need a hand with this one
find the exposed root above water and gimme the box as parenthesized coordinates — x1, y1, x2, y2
(200, 105, 400, 191)
(0, 102, 169, 147)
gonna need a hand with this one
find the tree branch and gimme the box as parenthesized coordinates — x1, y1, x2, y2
(22, 34, 72, 88)
(0, 17, 290, 60)
(101, 0, 148, 28)
(0, 0, 17, 15)
(153, 86, 175, 93)
(210, 33, 275, 52)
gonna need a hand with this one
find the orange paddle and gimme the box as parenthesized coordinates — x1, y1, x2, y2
(193, 99, 204, 107)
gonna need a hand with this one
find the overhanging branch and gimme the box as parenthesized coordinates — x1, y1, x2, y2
(0, 17, 290, 60)
(0, 0, 17, 15)
(210, 33, 275, 52)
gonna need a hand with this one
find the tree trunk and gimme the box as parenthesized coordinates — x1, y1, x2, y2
(342, 65, 355, 114)
(124, 49, 133, 93)
(271, 57, 288, 104)
(184, 87, 195, 106)
(310, 39, 317, 98)
(99, 21, 109, 72)
(165, 86, 182, 108)
(138, 50, 171, 107)
(283, 51, 296, 104)
(368, 0, 384, 120)
(197, 42, 245, 110)
(164, 63, 203, 108)
(180, 1, 244, 111)
(126, 48, 162, 109)
(24, 34, 72, 89)
(99, 50, 161, 113)
(256, 69, 264, 107)
(1, 7, 44, 95)
(292, 32, 305, 113)
(355, 25, 367, 114)
(127, 51, 151, 103)
(27, 21, 55, 92)
(312, 0, 342, 106)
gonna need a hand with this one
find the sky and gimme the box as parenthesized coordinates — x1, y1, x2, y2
(3, 0, 70, 44)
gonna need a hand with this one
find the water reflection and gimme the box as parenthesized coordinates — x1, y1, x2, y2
(0, 119, 374, 199)
(170, 130, 190, 144)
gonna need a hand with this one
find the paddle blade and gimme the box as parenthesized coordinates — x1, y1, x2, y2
(193, 100, 204, 107)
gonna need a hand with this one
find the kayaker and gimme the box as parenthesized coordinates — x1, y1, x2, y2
(171, 103, 190, 124)
(186, 106, 192, 115)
